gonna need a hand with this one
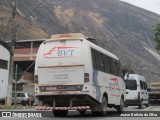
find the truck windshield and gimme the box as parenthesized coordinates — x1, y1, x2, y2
(126, 80, 137, 90)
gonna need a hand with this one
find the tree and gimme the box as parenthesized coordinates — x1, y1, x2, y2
(153, 23, 160, 50)
(122, 65, 135, 75)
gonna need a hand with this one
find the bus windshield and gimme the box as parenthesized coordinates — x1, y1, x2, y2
(126, 80, 137, 90)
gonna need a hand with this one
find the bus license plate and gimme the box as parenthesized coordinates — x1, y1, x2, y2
(46, 86, 57, 91)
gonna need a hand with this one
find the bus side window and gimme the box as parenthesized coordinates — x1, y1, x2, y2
(99, 53, 105, 72)
(113, 61, 121, 76)
(96, 52, 101, 70)
(91, 49, 105, 72)
(108, 57, 113, 74)
(91, 48, 122, 76)
(103, 55, 110, 73)
(91, 49, 97, 69)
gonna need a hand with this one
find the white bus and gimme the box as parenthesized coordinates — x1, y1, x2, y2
(35, 33, 126, 116)
(0, 41, 10, 105)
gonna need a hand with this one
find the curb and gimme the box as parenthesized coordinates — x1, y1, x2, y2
(144, 106, 160, 111)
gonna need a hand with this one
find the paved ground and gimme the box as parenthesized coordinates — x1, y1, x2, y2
(0, 104, 160, 119)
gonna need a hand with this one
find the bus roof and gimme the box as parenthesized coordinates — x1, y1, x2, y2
(0, 41, 10, 52)
(51, 33, 85, 40)
(44, 33, 119, 61)
(86, 40, 119, 60)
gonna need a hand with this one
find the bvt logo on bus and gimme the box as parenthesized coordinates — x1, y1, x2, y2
(43, 46, 78, 58)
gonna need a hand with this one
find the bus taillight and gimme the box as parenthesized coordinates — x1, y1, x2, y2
(84, 73, 89, 83)
(34, 75, 38, 83)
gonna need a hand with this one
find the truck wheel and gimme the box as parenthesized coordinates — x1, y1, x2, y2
(53, 110, 68, 117)
(145, 100, 149, 107)
(146, 102, 149, 107)
(79, 110, 86, 115)
(146, 104, 149, 107)
(116, 97, 124, 114)
(138, 100, 143, 109)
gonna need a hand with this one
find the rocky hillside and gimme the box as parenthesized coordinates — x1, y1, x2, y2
(0, 0, 160, 82)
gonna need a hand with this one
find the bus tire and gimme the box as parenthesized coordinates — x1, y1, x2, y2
(53, 110, 68, 117)
(101, 96, 107, 116)
(79, 110, 86, 115)
(92, 96, 107, 116)
(116, 97, 124, 114)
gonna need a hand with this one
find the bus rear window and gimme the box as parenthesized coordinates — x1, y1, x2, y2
(126, 80, 137, 90)
(38, 40, 84, 67)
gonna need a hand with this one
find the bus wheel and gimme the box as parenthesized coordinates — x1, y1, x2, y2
(116, 97, 124, 114)
(91, 96, 107, 116)
(101, 96, 107, 116)
(79, 110, 86, 115)
(53, 110, 68, 117)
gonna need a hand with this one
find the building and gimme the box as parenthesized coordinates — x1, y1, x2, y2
(7, 39, 45, 94)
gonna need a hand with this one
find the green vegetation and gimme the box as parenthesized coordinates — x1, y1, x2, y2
(153, 23, 160, 50)
(122, 65, 135, 74)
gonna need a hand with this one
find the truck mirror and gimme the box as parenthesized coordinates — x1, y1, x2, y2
(125, 72, 129, 77)
(147, 87, 151, 92)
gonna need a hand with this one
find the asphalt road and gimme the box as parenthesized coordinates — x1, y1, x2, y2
(0, 106, 160, 120)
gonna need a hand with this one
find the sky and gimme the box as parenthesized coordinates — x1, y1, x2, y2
(120, 0, 160, 15)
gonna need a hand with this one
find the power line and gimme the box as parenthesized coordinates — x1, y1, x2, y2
(13, 0, 60, 35)
(4, 0, 48, 41)
(16, 0, 55, 34)
(0, 0, 12, 12)
(0, 9, 12, 12)
(16, 0, 46, 27)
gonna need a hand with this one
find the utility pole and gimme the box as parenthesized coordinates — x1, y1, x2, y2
(7, 0, 17, 106)
(14, 64, 18, 108)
